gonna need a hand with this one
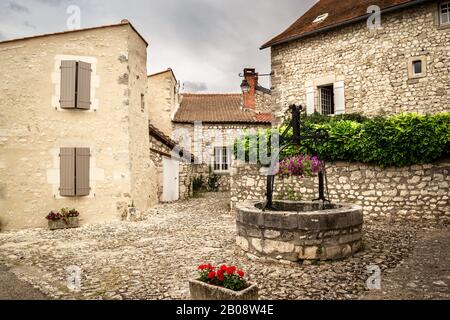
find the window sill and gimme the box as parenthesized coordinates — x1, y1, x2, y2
(437, 23, 450, 30)
(213, 171, 231, 175)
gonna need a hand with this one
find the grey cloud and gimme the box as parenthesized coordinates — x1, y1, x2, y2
(0, 0, 318, 92)
(36, 0, 64, 6)
(23, 21, 36, 29)
(0, 32, 5, 40)
(8, 1, 30, 13)
(182, 81, 208, 93)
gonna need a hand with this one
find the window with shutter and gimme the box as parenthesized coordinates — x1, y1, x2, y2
(75, 148, 91, 196)
(60, 61, 77, 109)
(60, 148, 76, 196)
(76, 62, 92, 110)
(59, 147, 91, 197)
(60, 60, 92, 110)
(334, 81, 346, 115)
(306, 87, 315, 115)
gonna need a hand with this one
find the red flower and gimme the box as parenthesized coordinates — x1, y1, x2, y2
(198, 264, 207, 270)
(208, 271, 216, 280)
(217, 271, 225, 281)
(237, 270, 245, 278)
(219, 265, 228, 272)
(226, 266, 237, 275)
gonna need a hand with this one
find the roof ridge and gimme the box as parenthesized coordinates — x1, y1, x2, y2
(0, 20, 149, 46)
(182, 93, 242, 96)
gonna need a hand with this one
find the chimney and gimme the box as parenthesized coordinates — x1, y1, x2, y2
(242, 68, 258, 110)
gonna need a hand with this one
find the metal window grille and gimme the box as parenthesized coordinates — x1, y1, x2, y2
(320, 86, 334, 115)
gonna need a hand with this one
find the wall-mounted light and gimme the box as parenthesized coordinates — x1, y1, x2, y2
(240, 79, 250, 94)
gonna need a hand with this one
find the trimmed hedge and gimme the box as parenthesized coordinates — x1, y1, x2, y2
(234, 112, 450, 168)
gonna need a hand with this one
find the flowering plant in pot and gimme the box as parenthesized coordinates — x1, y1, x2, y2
(189, 263, 258, 300)
(45, 208, 80, 230)
(277, 155, 323, 177)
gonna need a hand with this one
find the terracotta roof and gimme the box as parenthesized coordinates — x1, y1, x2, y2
(173, 94, 272, 124)
(149, 123, 176, 148)
(0, 20, 149, 47)
(261, 0, 428, 49)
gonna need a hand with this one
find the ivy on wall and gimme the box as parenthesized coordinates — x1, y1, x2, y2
(234, 112, 450, 168)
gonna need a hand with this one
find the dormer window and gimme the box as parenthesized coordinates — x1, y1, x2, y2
(313, 13, 329, 24)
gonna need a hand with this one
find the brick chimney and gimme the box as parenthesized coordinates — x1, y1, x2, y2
(243, 68, 258, 110)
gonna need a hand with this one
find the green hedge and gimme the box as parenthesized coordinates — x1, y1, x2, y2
(233, 112, 450, 167)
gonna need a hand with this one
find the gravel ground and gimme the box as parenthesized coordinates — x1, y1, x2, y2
(0, 192, 448, 300)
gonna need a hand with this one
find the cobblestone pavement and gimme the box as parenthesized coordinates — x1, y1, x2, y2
(0, 193, 448, 300)
(0, 265, 48, 300)
(363, 229, 450, 300)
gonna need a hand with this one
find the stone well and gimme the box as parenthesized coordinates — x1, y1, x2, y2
(235, 201, 364, 262)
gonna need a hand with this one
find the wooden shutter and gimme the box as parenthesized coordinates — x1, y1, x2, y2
(75, 148, 91, 196)
(334, 81, 346, 115)
(76, 62, 92, 110)
(60, 148, 76, 196)
(60, 61, 77, 109)
(306, 87, 315, 115)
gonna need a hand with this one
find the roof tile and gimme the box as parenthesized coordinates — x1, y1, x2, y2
(173, 94, 272, 124)
(261, 0, 422, 49)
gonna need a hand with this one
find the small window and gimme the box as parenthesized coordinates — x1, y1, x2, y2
(319, 85, 334, 115)
(412, 60, 422, 75)
(408, 56, 427, 79)
(214, 147, 230, 172)
(440, 2, 450, 25)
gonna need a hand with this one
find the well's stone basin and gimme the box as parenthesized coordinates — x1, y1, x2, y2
(235, 201, 363, 262)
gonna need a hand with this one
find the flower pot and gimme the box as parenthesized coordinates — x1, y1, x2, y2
(189, 279, 258, 300)
(48, 217, 79, 230)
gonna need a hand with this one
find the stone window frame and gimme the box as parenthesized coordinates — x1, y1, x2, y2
(407, 56, 427, 80)
(435, 1, 450, 29)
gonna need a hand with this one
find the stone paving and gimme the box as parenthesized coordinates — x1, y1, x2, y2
(0, 193, 448, 300)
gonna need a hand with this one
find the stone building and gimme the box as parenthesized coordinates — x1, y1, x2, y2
(261, 0, 450, 122)
(170, 68, 273, 190)
(0, 21, 156, 230)
(147, 69, 180, 137)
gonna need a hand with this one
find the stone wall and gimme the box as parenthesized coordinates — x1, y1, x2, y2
(230, 159, 450, 221)
(147, 70, 179, 137)
(255, 89, 272, 113)
(127, 26, 158, 212)
(0, 24, 153, 230)
(270, 2, 450, 122)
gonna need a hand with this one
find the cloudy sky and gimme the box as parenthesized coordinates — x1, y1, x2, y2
(0, 0, 317, 92)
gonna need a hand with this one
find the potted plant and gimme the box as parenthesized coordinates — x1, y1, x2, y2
(189, 263, 258, 300)
(46, 208, 80, 230)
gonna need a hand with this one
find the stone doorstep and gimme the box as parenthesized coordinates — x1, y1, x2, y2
(189, 279, 259, 301)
